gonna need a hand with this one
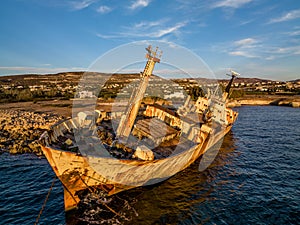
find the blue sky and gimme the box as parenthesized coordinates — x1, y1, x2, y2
(0, 0, 299, 80)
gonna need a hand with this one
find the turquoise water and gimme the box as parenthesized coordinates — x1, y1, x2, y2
(0, 106, 299, 224)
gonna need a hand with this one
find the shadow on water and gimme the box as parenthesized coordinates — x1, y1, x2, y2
(66, 131, 238, 225)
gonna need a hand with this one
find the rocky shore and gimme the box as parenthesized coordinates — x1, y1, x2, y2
(0, 110, 64, 155)
(227, 96, 300, 108)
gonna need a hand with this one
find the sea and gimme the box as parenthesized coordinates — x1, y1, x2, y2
(0, 106, 299, 225)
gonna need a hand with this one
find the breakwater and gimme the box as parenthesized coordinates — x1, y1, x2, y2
(0, 110, 64, 155)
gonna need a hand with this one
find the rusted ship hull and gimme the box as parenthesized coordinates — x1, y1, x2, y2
(40, 116, 237, 212)
(39, 46, 240, 213)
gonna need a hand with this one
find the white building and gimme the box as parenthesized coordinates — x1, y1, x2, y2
(78, 91, 96, 99)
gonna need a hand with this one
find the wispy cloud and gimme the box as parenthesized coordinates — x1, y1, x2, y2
(174, 0, 252, 14)
(268, 9, 300, 24)
(173, 0, 254, 22)
(264, 46, 300, 60)
(96, 33, 121, 39)
(231, 38, 261, 57)
(133, 19, 166, 29)
(218, 37, 261, 58)
(129, 0, 151, 10)
(96, 5, 112, 14)
(286, 30, 300, 36)
(224, 36, 300, 60)
(229, 51, 257, 58)
(69, 0, 98, 10)
(128, 19, 186, 38)
(237, 19, 255, 26)
(153, 22, 186, 38)
(97, 20, 187, 40)
(270, 46, 300, 55)
(212, 0, 253, 9)
(234, 38, 258, 47)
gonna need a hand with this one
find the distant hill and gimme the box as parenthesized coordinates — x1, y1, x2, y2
(288, 79, 300, 83)
(0, 72, 145, 87)
(0, 71, 290, 87)
(0, 72, 84, 86)
(219, 77, 273, 84)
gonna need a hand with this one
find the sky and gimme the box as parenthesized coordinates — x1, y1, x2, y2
(0, 0, 300, 81)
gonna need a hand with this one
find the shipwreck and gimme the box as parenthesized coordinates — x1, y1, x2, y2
(39, 45, 239, 213)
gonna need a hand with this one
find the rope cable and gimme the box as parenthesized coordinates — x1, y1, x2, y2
(34, 176, 56, 225)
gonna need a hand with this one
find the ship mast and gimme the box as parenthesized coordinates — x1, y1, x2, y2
(222, 70, 239, 100)
(116, 45, 162, 141)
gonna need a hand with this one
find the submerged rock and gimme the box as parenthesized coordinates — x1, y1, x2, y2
(71, 189, 138, 225)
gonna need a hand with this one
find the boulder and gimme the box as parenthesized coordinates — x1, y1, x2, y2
(291, 102, 300, 108)
(9, 144, 19, 154)
(65, 138, 73, 146)
(133, 145, 154, 161)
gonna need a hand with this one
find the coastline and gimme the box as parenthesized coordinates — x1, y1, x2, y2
(227, 95, 300, 108)
(0, 95, 299, 155)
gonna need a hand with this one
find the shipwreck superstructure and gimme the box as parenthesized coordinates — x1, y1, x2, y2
(39, 46, 239, 212)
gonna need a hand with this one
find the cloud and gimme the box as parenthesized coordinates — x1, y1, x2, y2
(238, 19, 254, 26)
(268, 9, 300, 24)
(221, 37, 261, 58)
(96, 5, 112, 14)
(70, 0, 98, 10)
(96, 33, 121, 39)
(129, 20, 186, 38)
(234, 38, 258, 47)
(129, 0, 151, 10)
(133, 20, 166, 29)
(212, 0, 253, 8)
(229, 51, 257, 58)
(213, 30, 300, 76)
(154, 22, 186, 38)
(264, 46, 300, 61)
(229, 43, 300, 61)
(97, 20, 186, 39)
(271, 46, 300, 55)
(287, 30, 300, 36)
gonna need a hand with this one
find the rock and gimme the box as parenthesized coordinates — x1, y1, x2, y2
(28, 141, 42, 154)
(65, 138, 73, 146)
(291, 102, 300, 108)
(9, 144, 19, 154)
(227, 100, 241, 108)
(23, 146, 31, 153)
(133, 145, 154, 161)
(0, 109, 62, 155)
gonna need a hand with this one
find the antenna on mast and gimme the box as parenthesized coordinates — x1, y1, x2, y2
(226, 69, 240, 78)
(223, 69, 240, 100)
(145, 45, 162, 63)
